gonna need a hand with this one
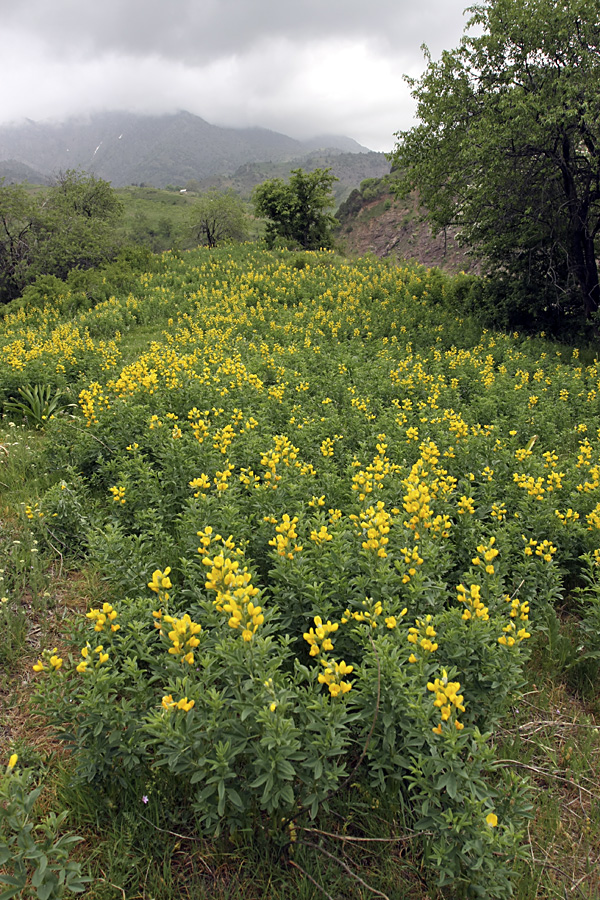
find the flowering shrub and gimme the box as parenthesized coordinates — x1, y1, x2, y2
(7, 245, 600, 896)
(34, 511, 539, 896)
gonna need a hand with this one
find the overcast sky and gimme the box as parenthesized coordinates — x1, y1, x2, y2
(0, 0, 471, 152)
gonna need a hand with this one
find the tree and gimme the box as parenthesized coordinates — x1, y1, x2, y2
(0, 170, 123, 303)
(51, 169, 123, 220)
(253, 168, 338, 250)
(391, 0, 600, 329)
(0, 182, 38, 302)
(189, 189, 248, 248)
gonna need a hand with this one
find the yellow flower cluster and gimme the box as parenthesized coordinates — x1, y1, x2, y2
(457, 495, 475, 515)
(350, 501, 392, 558)
(109, 485, 126, 504)
(197, 525, 219, 556)
(555, 508, 579, 525)
(399, 545, 424, 584)
(76, 644, 109, 673)
(491, 503, 506, 521)
(148, 567, 172, 601)
(162, 694, 195, 711)
(202, 537, 263, 641)
(310, 524, 333, 544)
(33, 648, 63, 673)
(498, 621, 531, 646)
(350, 439, 400, 501)
(545, 471, 564, 492)
(577, 464, 600, 493)
(213, 423, 236, 454)
(79, 381, 111, 426)
(318, 660, 354, 697)
(341, 597, 406, 629)
(586, 503, 600, 530)
(269, 514, 303, 560)
(303, 615, 339, 656)
(456, 584, 489, 621)
(158, 613, 202, 664)
(576, 439, 593, 468)
(471, 537, 499, 575)
(25, 502, 44, 520)
(189, 473, 211, 498)
(320, 437, 335, 457)
(259, 434, 301, 489)
(303, 616, 353, 697)
(86, 602, 120, 633)
(427, 670, 466, 734)
(239, 467, 261, 489)
(2, 312, 120, 377)
(402, 460, 434, 539)
(513, 473, 546, 499)
(188, 407, 210, 444)
(505, 593, 530, 621)
(407, 615, 438, 662)
(214, 463, 235, 492)
(523, 538, 556, 561)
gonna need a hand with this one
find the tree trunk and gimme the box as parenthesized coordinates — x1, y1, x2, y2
(570, 226, 600, 319)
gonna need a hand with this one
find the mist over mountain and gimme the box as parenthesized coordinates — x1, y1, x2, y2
(0, 110, 375, 188)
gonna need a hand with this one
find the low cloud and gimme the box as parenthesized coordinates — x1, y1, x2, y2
(0, 0, 468, 151)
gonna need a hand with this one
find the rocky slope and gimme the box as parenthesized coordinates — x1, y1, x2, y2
(336, 187, 475, 273)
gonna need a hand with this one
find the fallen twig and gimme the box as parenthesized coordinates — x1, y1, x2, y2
(299, 838, 391, 900)
(288, 859, 336, 900)
(138, 814, 213, 874)
(300, 825, 424, 844)
(494, 760, 594, 796)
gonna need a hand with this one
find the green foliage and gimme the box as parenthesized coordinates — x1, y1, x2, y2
(0, 761, 89, 900)
(392, 0, 600, 333)
(4, 385, 77, 430)
(7, 244, 600, 896)
(189, 190, 249, 249)
(253, 168, 338, 250)
(0, 182, 38, 303)
(358, 177, 387, 203)
(37, 475, 91, 557)
(0, 588, 27, 670)
(33, 544, 530, 896)
(335, 188, 363, 225)
(0, 170, 124, 305)
(114, 186, 194, 254)
(50, 170, 122, 222)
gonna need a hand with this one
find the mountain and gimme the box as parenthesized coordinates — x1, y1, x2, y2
(0, 110, 374, 189)
(0, 158, 50, 185)
(188, 150, 391, 205)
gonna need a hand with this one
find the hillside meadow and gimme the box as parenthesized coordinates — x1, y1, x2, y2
(0, 245, 598, 899)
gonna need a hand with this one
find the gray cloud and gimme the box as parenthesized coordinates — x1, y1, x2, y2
(0, 0, 468, 63)
(0, 0, 469, 150)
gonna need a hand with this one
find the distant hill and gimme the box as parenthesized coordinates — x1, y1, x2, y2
(189, 150, 391, 205)
(0, 159, 50, 185)
(0, 110, 376, 189)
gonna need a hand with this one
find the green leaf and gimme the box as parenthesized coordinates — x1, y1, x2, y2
(37, 882, 54, 900)
(227, 788, 244, 810)
(31, 855, 48, 887)
(0, 889, 20, 900)
(0, 877, 26, 888)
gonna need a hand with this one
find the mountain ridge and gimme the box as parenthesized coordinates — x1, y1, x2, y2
(0, 110, 372, 188)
